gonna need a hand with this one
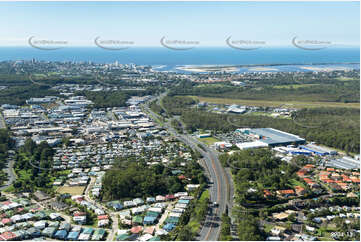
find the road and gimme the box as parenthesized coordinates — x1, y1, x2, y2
(143, 94, 232, 241)
(0, 151, 16, 191)
(0, 111, 6, 129)
(0, 112, 17, 191)
(83, 177, 115, 240)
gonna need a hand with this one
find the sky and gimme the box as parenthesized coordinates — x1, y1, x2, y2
(0, 1, 359, 47)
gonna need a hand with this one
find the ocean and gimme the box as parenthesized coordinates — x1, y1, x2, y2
(0, 47, 359, 72)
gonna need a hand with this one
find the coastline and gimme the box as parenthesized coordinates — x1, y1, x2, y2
(171, 62, 360, 73)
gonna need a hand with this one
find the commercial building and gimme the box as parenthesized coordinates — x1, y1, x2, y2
(326, 156, 360, 170)
(299, 144, 337, 156)
(197, 133, 211, 138)
(236, 141, 268, 150)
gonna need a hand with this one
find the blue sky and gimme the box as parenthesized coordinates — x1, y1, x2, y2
(0, 1, 359, 47)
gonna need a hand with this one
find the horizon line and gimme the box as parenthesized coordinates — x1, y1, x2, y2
(0, 45, 359, 48)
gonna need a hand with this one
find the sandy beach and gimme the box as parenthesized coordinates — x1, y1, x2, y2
(300, 66, 352, 72)
(248, 67, 278, 71)
(176, 65, 239, 73)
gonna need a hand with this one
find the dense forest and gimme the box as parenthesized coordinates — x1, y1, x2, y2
(0, 129, 14, 185)
(0, 74, 32, 86)
(149, 100, 165, 116)
(236, 213, 265, 241)
(81, 91, 130, 108)
(79, 87, 161, 108)
(171, 190, 209, 241)
(169, 78, 360, 103)
(0, 85, 59, 105)
(180, 107, 360, 154)
(222, 149, 296, 241)
(101, 157, 206, 201)
(226, 148, 359, 241)
(0, 72, 164, 106)
(13, 139, 55, 192)
(161, 96, 196, 116)
(220, 149, 300, 206)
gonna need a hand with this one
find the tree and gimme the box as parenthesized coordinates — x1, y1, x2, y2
(177, 226, 194, 241)
(220, 213, 232, 241)
(237, 214, 264, 241)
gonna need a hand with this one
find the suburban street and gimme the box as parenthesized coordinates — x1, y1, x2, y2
(142, 93, 232, 241)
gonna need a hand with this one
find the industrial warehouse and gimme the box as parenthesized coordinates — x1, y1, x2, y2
(236, 128, 306, 148)
(228, 128, 360, 171)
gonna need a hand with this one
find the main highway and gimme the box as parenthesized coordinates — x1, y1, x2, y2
(142, 93, 232, 241)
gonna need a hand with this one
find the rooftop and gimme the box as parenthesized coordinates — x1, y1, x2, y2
(249, 128, 305, 145)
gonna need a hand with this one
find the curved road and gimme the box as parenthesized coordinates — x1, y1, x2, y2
(143, 94, 232, 241)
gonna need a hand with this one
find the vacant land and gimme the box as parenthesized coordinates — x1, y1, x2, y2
(57, 186, 86, 195)
(190, 96, 360, 109)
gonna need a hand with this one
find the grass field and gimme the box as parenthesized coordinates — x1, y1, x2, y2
(189, 96, 360, 109)
(33, 74, 47, 78)
(289, 179, 306, 189)
(198, 136, 220, 145)
(272, 84, 320, 89)
(246, 111, 291, 119)
(57, 186, 86, 195)
(336, 76, 357, 81)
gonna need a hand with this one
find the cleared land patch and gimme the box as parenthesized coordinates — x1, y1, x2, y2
(57, 186, 86, 195)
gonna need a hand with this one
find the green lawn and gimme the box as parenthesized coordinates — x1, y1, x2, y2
(197, 136, 220, 145)
(3, 185, 15, 193)
(199, 190, 210, 201)
(289, 179, 306, 188)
